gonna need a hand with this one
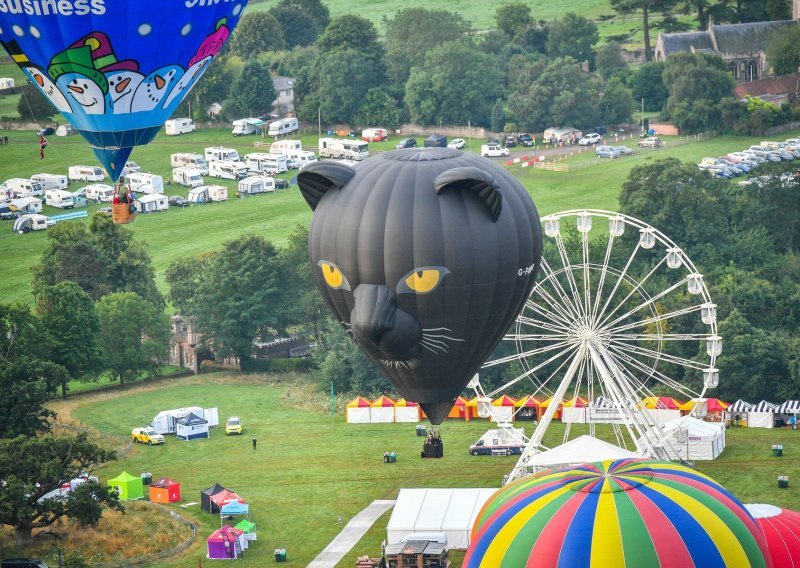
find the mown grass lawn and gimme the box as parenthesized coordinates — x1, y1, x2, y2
(36, 373, 800, 567)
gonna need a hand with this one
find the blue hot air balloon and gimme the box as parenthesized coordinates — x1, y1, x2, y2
(0, 2, 248, 180)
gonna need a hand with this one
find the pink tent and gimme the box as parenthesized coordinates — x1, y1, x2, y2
(209, 490, 245, 514)
(207, 525, 243, 559)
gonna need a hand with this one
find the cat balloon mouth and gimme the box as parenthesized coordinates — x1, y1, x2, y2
(379, 358, 422, 370)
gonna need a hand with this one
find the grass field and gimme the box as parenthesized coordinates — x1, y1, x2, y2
(4, 373, 793, 567)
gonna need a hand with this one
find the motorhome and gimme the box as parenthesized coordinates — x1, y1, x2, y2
(84, 184, 115, 203)
(361, 128, 388, 142)
(6, 178, 44, 197)
(244, 152, 287, 175)
(269, 139, 302, 154)
(204, 147, 241, 163)
(44, 189, 74, 209)
(318, 138, 369, 160)
(31, 173, 68, 190)
(284, 149, 317, 169)
(268, 117, 299, 137)
(68, 165, 105, 182)
(172, 167, 204, 188)
(171, 153, 209, 175)
(209, 160, 248, 180)
(134, 193, 169, 213)
(164, 118, 196, 136)
(126, 172, 164, 195)
(232, 119, 259, 136)
(207, 185, 228, 201)
(238, 176, 275, 195)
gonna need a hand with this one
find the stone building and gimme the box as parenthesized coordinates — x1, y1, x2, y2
(170, 315, 200, 374)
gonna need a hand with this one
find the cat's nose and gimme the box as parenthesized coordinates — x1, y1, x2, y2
(351, 284, 396, 344)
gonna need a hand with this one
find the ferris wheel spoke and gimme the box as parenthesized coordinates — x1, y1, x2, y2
(582, 230, 593, 324)
(606, 305, 702, 335)
(522, 297, 576, 332)
(486, 346, 576, 398)
(537, 258, 585, 323)
(607, 346, 701, 398)
(516, 315, 575, 336)
(594, 239, 641, 326)
(600, 276, 690, 332)
(597, 255, 668, 330)
(554, 234, 589, 320)
(608, 341, 707, 371)
(532, 283, 583, 326)
(590, 233, 617, 323)
(613, 333, 713, 341)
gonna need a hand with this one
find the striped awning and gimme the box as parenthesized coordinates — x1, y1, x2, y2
(777, 400, 800, 413)
(728, 399, 754, 412)
(752, 400, 777, 412)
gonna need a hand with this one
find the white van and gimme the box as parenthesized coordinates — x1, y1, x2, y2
(171, 153, 209, 175)
(207, 185, 228, 201)
(209, 160, 249, 180)
(68, 166, 105, 182)
(268, 117, 299, 137)
(244, 152, 287, 175)
(284, 150, 317, 170)
(238, 176, 275, 195)
(32, 173, 69, 190)
(173, 167, 204, 188)
(362, 128, 387, 142)
(84, 184, 115, 203)
(204, 147, 241, 163)
(126, 172, 164, 195)
(269, 139, 302, 154)
(232, 119, 258, 136)
(44, 189, 74, 209)
(165, 118, 196, 136)
(6, 178, 45, 197)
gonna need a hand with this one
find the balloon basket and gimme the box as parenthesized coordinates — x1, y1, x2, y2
(112, 203, 135, 224)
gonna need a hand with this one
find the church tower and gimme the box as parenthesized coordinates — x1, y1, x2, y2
(795, 0, 799, 20)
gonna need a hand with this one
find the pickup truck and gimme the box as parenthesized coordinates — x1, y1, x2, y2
(131, 427, 164, 445)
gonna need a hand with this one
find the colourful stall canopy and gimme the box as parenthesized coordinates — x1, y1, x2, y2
(514, 395, 542, 408)
(346, 397, 372, 407)
(372, 395, 397, 407)
(563, 396, 588, 408)
(207, 525, 244, 560)
(537, 397, 564, 419)
(680, 398, 730, 413)
(395, 398, 421, 423)
(107, 471, 143, 501)
(209, 490, 244, 514)
(465, 459, 771, 568)
(149, 477, 180, 504)
(745, 504, 800, 568)
(345, 396, 372, 424)
(492, 395, 518, 407)
(371, 395, 396, 423)
(640, 396, 684, 410)
(448, 396, 471, 420)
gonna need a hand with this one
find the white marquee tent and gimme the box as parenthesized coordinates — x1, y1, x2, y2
(386, 488, 497, 550)
(521, 435, 640, 473)
(641, 416, 726, 461)
(749, 400, 777, 428)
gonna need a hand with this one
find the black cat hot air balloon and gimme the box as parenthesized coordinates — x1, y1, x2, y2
(0, 2, 247, 180)
(298, 148, 542, 424)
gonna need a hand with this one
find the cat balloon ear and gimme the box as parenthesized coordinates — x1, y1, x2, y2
(297, 161, 356, 210)
(434, 167, 502, 222)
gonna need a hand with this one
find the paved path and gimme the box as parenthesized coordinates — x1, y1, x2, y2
(307, 499, 396, 568)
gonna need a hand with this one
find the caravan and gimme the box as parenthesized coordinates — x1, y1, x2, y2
(44, 189, 74, 209)
(187, 186, 209, 204)
(269, 139, 302, 154)
(173, 167, 204, 188)
(165, 118, 196, 135)
(284, 150, 317, 169)
(238, 176, 275, 195)
(126, 173, 164, 195)
(207, 185, 228, 202)
(31, 173, 69, 190)
(134, 193, 169, 213)
(318, 138, 369, 160)
(68, 166, 105, 182)
(84, 184, 114, 203)
(268, 117, 299, 137)
(209, 160, 248, 180)
(12, 214, 50, 233)
(10, 197, 43, 214)
(204, 147, 241, 163)
(244, 153, 287, 175)
(171, 153, 209, 175)
(6, 178, 44, 197)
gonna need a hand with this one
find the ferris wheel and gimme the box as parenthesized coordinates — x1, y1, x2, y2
(476, 210, 721, 481)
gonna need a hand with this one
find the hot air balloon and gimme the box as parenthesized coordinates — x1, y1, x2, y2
(0, 2, 247, 180)
(297, 149, 542, 424)
(745, 504, 800, 568)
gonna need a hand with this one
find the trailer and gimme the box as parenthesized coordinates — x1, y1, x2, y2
(207, 185, 228, 202)
(44, 189, 74, 209)
(267, 117, 299, 137)
(126, 172, 164, 195)
(151, 406, 219, 435)
(238, 176, 275, 195)
(209, 161, 248, 180)
(84, 184, 115, 203)
(204, 147, 241, 163)
(244, 152, 287, 175)
(318, 138, 369, 160)
(173, 167, 204, 188)
(134, 193, 169, 213)
(6, 178, 45, 197)
(68, 165, 105, 182)
(171, 153, 209, 175)
(32, 173, 69, 190)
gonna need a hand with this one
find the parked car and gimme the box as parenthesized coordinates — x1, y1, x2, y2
(274, 178, 289, 189)
(447, 138, 466, 150)
(596, 145, 621, 159)
(504, 135, 516, 147)
(96, 206, 112, 217)
(517, 133, 534, 146)
(485, 137, 501, 145)
(168, 195, 188, 207)
(590, 125, 607, 135)
(578, 133, 602, 146)
(638, 137, 662, 148)
(613, 145, 634, 156)
(225, 416, 243, 435)
(480, 144, 510, 158)
(131, 427, 164, 445)
(395, 137, 417, 149)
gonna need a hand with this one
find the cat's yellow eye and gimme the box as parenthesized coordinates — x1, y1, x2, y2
(318, 261, 350, 291)
(398, 267, 450, 295)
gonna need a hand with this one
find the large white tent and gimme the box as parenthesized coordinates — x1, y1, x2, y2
(522, 435, 640, 473)
(641, 416, 726, 460)
(749, 400, 777, 428)
(386, 488, 496, 550)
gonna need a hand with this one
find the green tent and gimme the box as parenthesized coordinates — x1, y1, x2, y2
(107, 471, 144, 501)
(235, 519, 257, 541)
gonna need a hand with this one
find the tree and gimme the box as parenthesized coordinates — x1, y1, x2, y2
(598, 77, 635, 125)
(627, 61, 669, 112)
(37, 282, 102, 398)
(269, 5, 322, 49)
(596, 41, 627, 79)
(766, 0, 792, 19)
(662, 52, 734, 132)
(0, 433, 121, 546)
(383, 8, 471, 92)
(767, 26, 800, 76)
(495, 3, 533, 38)
(176, 55, 239, 122)
(546, 13, 599, 68)
(490, 98, 506, 132)
(610, 0, 679, 61)
(227, 12, 285, 58)
(353, 87, 402, 128)
(317, 15, 383, 65)
(17, 81, 57, 120)
(405, 41, 504, 127)
(226, 60, 276, 118)
(96, 292, 170, 388)
(307, 49, 385, 124)
(277, 0, 330, 31)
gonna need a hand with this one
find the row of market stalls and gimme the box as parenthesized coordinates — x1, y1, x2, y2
(728, 399, 800, 428)
(107, 472, 182, 503)
(345, 396, 423, 423)
(201, 483, 256, 560)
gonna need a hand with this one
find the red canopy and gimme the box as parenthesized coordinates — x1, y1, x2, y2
(210, 490, 245, 507)
(371, 395, 396, 407)
(453, 396, 469, 408)
(492, 395, 517, 407)
(746, 504, 800, 568)
(346, 396, 371, 408)
(705, 398, 730, 412)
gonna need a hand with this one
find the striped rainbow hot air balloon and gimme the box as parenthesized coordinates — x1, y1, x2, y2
(465, 458, 772, 568)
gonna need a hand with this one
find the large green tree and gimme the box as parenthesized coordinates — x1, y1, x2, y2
(310, 49, 385, 124)
(226, 60, 277, 118)
(17, 82, 57, 120)
(627, 61, 669, 112)
(596, 41, 627, 79)
(227, 12, 285, 58)
(96, 292, 170, 388)
(269, 5, 322, 49)
(610, 0, 679, 61)
(37, 281, 102, 398)
(598, 77, 635, 125)
(546, 13, 599, 68)
(495, 3, 533, 38)
(662, 52, 734, 132)
(317, 14, 383, 65)
(277, 0, 330, 31)
(352, 87, 402, 128)
(766, 26, 800, 76)
(0, 433, 121, 546)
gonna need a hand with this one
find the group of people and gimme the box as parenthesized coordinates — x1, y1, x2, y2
(112, 177, 135, 205)
(544, 133, 580, 147)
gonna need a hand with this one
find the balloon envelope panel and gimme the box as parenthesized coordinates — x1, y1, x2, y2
(0, 1, 247, 179)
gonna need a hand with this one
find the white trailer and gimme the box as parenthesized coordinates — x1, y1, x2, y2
(244, 152, 287, 175)
(209, 160, 248, 180)
(171, 153, 209, 175)
(134, 193, 169, 213)
(126, 172, 164, 195)
(362, 127, 387, 142)
(269, 139, 302, 154)
(187, 186, 209, 203)
(268, 117, 299, 137)
(151, 406, 205, 435)
(68, 166, 105, 182)
(165, 118, 196, 135)
(32, 173, 69, 190)
(84, 184, 115, 202)
(318, 138, 369, 160)
(204, 147, 241, 163)
(207, 185, 228, 202)
(6, 178, 45, 197)
(9, 196, 43, 214)
(44, 189, 74, 209)
(238, 176, 275, 195)
(172, 167, 204, 188)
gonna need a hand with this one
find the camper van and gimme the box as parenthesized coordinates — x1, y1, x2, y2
(318, 138, 369, 161)
(68, 166, 105, 182)
(31, 173, 68, 190)
(209, 160, 248, 180)
(244, 152, 288, 175)
(44, 189, 74, 209)
(468, 425, 527, 456)
(207, 185, 228, 202)
(6, 178, 44, 197)
(204, 147, 241, 163)
(171, 153, 209, 175)
(165, 118, 196, 136)
(173, 167, 204, 188)
(126, 173, 164, 195)
(12, 214, 50, 233)
(238, 176, 275, 196)
(134, 193, 169, 213)
(84, 184, 115, 203)
(232, 119, 258, 136)
(269, 139, 302, 154)
(362, 128, 388, 142)
(284, 150, 317, 169)
(268, 117, 299, 137)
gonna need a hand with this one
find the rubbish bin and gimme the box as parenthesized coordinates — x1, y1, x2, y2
(274, 548, 287, 562)
(416, 425, 426, 437)
(140, 473, 152, 485)
(779, 476, 789, 489)
(383, 452, 390, 463)
(389, 451, 397, 463)
(772, 444, 778, 456)
(778, 445, 784, 457)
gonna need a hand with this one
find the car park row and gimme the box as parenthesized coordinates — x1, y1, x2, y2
(698, 139, 800, 179)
